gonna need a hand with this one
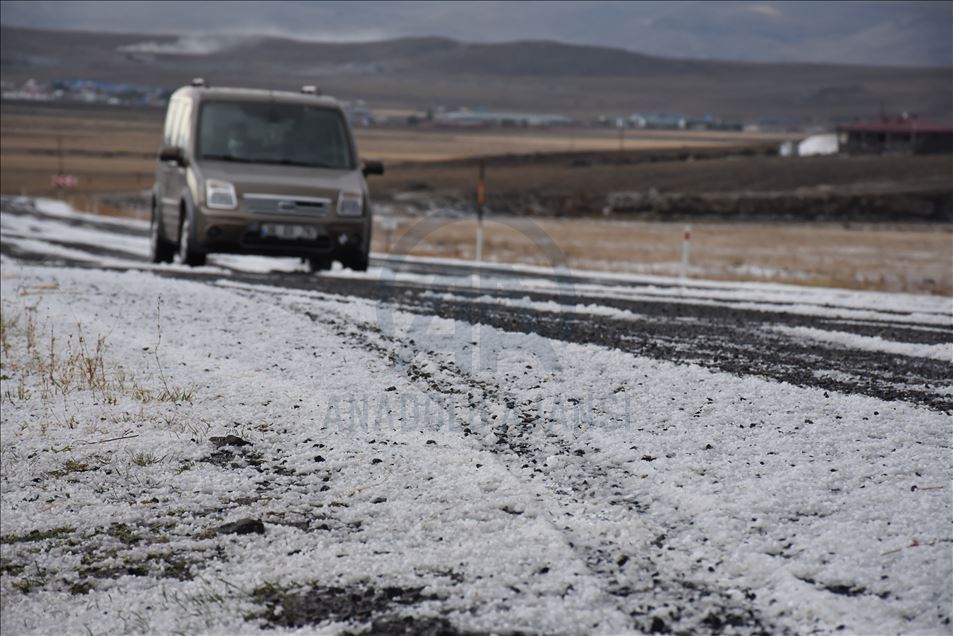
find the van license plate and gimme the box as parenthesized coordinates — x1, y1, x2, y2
(261, 224, 319, 240)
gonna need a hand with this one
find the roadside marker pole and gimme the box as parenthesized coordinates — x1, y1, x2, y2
(680, 224, 692, 281)
(475, 221, 483, 263)
(380, 216, 399, 252)
(475, 160, 486, 263)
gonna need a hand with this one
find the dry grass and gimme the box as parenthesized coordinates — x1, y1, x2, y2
(371, 216, 953, 295)
(372, 152, 953, 197)
(0, 293, 195, 413)
(0, 302, 114, 405)
(1, 106, 161, 196)
(351, 126, 787, 162)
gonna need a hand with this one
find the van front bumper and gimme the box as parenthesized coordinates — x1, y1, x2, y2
(194, 208, 369, 257)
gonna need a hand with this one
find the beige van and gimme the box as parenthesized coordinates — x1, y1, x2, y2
(150, 80, 382, 271)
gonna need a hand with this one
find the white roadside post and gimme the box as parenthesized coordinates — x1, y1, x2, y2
(475, 160, 486, 264)
(680, 224, 692, 281)
(475, 222, 483, 263)
(380, 216, 399, 253)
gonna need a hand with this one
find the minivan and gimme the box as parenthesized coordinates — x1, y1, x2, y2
(150, 80, 382, 271)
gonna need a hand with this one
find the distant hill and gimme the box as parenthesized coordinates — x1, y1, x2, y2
(2, 26, 951, 122)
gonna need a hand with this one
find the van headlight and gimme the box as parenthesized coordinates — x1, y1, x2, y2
(337, 191, 364, 217)
(205, 180, 237, 210)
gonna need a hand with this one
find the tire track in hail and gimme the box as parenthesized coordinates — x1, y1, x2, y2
(226, 283, 780, 635)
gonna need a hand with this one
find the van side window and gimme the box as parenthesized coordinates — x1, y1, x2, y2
(162, 99, 181, 147)
(175, 100, 193, 151)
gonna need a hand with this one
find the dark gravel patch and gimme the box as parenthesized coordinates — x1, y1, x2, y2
(213, 518, 265, 536)
(249, 582, 449, 631)
(344, 615, 485, 636)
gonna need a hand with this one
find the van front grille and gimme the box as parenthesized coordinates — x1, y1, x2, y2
(243, 194, 332, 216)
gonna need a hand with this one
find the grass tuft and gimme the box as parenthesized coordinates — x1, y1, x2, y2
(131, 452, 160, 467)
(0, 526, 75, 544)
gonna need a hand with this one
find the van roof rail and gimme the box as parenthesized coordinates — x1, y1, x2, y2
(191, 77, 207, 88)
(300, 85, 319, 95)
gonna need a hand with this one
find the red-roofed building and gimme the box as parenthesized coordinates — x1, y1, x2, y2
(837, 116, 953, 155)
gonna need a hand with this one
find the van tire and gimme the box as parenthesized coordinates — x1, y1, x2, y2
(344, 250, 369, 272)
(149, 198, 176, 264)
(177, 203, 206, 267)
(308, 255, 332, 273)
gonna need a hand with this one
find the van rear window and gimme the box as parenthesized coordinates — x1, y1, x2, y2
(197, 101, 354, 169)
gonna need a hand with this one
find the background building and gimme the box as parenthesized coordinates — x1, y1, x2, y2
(837, 117, 953, 155)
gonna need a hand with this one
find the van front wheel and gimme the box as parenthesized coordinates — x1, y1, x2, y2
(308, 255, 332, 273)
(149, 200, 176, 264)
(343, 250, 368, 272)
(177, 207, 206, 267)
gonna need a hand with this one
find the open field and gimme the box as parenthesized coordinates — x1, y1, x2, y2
(3, 105, 950, 295)
(4, 103, 949, 203)
(374, 152, 953, 198)
(372, 216, 953, 295)
(0, 103, 788, 196)
(0, 106, 159, 196)
(350, 127, 788, 162)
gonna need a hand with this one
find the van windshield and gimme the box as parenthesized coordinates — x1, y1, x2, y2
(197, 101, 354, 169)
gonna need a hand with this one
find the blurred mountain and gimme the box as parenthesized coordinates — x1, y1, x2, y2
(2, 1, 951, 67)
(2, 26, 951, 121)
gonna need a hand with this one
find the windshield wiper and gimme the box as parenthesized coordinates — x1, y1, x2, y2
(201, 154, 258, 163)
(201, 155, 342, 168)
(269, 159, 340, 169)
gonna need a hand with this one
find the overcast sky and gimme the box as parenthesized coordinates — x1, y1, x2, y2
(1, 1, 950, 67)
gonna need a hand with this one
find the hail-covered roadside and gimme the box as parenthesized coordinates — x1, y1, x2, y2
(1, 199, 951, 635)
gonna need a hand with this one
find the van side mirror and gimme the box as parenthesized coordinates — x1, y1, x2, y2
(362, 160, 384, 177)
(159, 146, 188, 167)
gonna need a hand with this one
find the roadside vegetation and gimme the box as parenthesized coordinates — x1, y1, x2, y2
(0, 280, 209, 608)
(1, 289, 195, 413)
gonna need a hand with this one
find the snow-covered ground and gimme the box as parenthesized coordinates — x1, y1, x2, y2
(1, 198, 951, 634)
